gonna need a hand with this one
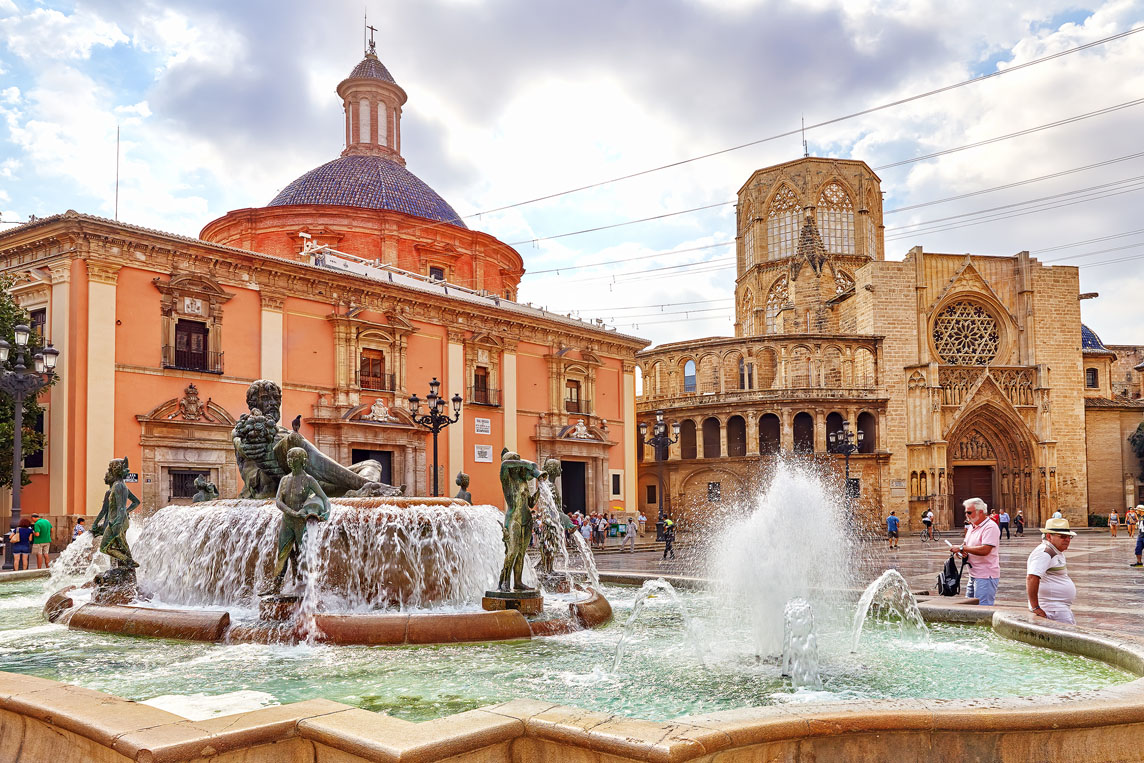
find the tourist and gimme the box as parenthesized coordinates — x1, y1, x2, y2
(621, 516, 638, 552)
(31, 513, 52, 569)
(638, 511, 647, 534)
(988, 508, 1000, 527)
(1127, 506, 1139, 539)
(662, 518, 676, 560)
(72, 518, 86, 540)
(886, 510, 900, 550)
(579, 517, 592, 547)
(954, 498, 1001, 606)
(999, 510, 1011, 540)
(1026, 517, 1077, 624)
(922, 508, 934, 540)
(1109, 509, 1120, 538)
(1015, 510, 1025, 536)
(1131, 510, 1144, 567)
(8, 517, 33, 571)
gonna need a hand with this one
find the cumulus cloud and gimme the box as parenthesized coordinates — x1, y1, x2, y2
(0, 6, 126, 60)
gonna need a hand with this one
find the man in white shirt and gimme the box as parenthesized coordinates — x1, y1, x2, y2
(998, 510, 1010, 540)
(1026, 517, 1077, 624)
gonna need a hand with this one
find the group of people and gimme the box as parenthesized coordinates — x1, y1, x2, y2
(1108, 505, 1143, 538)
(567, 511, 646, 551)
(4, 513, 53, 571)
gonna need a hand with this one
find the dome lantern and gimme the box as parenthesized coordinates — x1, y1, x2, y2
(337, 33, 408, 164)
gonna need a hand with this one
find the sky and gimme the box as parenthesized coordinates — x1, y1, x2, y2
(1, 0, 1143, 349)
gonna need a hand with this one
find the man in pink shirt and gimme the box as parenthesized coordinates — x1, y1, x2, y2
(954, 497, 1001, 605)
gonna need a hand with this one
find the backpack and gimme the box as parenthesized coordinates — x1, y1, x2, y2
(937, 555, 968, 596)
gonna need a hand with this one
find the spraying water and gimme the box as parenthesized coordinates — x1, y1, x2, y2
(295, 520, 325, 642)
(611, 578, 703, 672)
(711, 461, 855, 657)
(534, 481, 574, 593)
(781, 597, 822, 689)
(851, 569, 928, 651)
(133, 499, 504, 612)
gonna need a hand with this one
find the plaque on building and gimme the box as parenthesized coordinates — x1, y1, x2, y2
(475, 417, 491, 435)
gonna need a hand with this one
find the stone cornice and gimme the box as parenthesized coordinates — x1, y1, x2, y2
(85, 260, 121, 285)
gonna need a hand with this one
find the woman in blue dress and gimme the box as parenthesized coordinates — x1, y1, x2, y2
(8, 517, 34, 571)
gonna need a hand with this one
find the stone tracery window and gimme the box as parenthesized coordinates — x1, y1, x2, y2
(764, 275, 788, 334)
(766, 185, 801, 260)
(742, 217, 757, 271)
(932, 301, 1000, 366)
(816, 182, 855, 255)
(833, 267, 854, 295)
(739, 288, 755, 335)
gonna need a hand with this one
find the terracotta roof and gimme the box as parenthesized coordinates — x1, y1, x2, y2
(1085, 396, 1144, 409)
(267, 156, 466, 228)
(346, 54, 396, 85)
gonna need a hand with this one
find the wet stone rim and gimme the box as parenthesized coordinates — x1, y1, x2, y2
(3, 607, 1144, 761)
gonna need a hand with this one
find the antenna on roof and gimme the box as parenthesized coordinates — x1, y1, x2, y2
(801, 115, 808, 158)
(114, 124, 120, 220)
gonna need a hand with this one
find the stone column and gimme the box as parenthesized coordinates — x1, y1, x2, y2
(622, 361, 637, 511)
(48, 263, 71, 518)
(447, 330, 465, 493)
(780, 408, 793, 452)
(746, 413, 760, 456)
(814, 408, 827, 453)
(260, 292, 285, 384)
(85, 261, 119, 514)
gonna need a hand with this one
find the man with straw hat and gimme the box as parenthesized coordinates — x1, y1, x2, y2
(1026, 517, 1078, 624)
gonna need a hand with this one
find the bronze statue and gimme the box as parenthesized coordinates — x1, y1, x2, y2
(191, 475, 219, 503)
(91, 457, 140, 569)
(536, 458, 573, 575)
(233, 380, 402, 499)
(265, 447, 331, 594)
(454, 472, 472, 503)
(497, 449, 543, 592)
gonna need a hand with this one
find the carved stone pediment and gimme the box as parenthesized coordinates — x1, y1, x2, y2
(343, 401, 415, 426)
(137, 385, 236, 425)
(926, 259, 1015, 324)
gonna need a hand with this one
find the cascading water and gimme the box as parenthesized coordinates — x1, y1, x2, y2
(133, 499, 504, 612)
(851, 569, 928, 651)
(781, 597, 822, 689)
(296, 520, 324, 642)
(47, 531, 105, 593)
(533, 481, 599, 592)
(711, 461, 855, 657)
(611, 578, 703, 672)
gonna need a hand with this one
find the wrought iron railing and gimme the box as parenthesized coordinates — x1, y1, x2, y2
(358, 372, 397, 392)
(564, 398, 591, 414)
(161, 345, 223, 374)
(467, 386, 501, 406)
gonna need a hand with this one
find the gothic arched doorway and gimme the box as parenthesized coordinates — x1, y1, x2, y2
(946, 404, 1038, 528)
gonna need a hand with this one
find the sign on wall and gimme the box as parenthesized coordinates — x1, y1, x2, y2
(475, 445, 493, 463)
(474, 418, 491, 435)
(125, 472, 139, 483)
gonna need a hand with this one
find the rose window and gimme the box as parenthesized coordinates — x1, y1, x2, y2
(932, 301, 1000, 365)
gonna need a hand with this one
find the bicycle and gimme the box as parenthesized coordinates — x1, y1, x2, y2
(919, 526, 941, 542)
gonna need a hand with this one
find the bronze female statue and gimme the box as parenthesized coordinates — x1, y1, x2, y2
(91, 457, 140, 569)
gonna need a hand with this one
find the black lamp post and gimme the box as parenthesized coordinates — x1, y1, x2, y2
(639, 410, 680, 542)
(408, 377, 462, 497)
(827, 419, 864, 513)
(0, 324, 58, 570)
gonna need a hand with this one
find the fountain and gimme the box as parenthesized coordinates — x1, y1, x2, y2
(781, 597, 822, 689)
(851, 568, 929, 651)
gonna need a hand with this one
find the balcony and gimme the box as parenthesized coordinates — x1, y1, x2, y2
(468, 385, 501, 407)
(162, 345, 223, 374)
(358, 372, 397, 392)
(564, 398, 591, 414)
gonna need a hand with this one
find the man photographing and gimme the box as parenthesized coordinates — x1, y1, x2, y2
(952, 497, 1001, 605)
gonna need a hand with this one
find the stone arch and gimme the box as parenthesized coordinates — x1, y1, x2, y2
(702, 417, 722, 458)
(680, 419, 698, 459)
(788, 345, 812, 388)
(678, 467, 746, 525)
(945, 401, 1040, 526)
(793, 411, 815, 454)
(697, 354, 720, 393)
(756, 347, 777, 389)
(681, 358, 697, 393)
(854, 347, 875, 387)
(649, 361, 664, 396)
(758, 413, 781, 454)
(822, 345, 843, 387)
(727, 415, 747, 457)
(739, 288, 756, 336)
(722, 350, 744, 390)
(825, 411, 846, 452)
(857, 411, 877, 453)
(765, 275, 789, 333)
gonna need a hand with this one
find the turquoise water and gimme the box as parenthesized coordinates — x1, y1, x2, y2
(0, 579, 1134, 722)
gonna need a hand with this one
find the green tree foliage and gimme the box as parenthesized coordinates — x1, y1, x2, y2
(1130, 422, 1144, 481)
(0, 274, 50, 489)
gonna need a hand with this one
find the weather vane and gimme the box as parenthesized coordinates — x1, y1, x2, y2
(366, 23, 378, 55)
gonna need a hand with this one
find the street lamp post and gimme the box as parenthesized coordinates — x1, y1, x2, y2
(638, 410, 680, 542)
(408, 377, 462, 497)
(0, 324, 58, 570)
(827, 419, 864, 513)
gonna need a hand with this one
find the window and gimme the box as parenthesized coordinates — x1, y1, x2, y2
(170, 469, 209, 499)
(429, 266, 445, 281)
(739, 359, 754, 390)
(766, 185, 801, 260)
(24, 411, 44, 469)
(565, 379, 582, 413)
(611, 473, 622, 497)
(683, 360, 696, 393)
(1085, 368, 1098, 388)
(359, 349, 389, 390)
(739, 289, 755, 336)
(765, 276, 788, 334)
(173, 320, 211, 372)
(816, 182, 855, 255)
(707, 482, 722, 502)
(29, 308, 46, 343)
(646, 484, 657, 504)
(742, 222, 757, 270)
(932, 301, 1000, 366)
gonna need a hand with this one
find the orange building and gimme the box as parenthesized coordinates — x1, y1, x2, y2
(0, 46, 647, 540)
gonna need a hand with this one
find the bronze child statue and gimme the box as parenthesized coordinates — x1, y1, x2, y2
(454, 471, 472, 503)
(91, 456, 140, 569)
(265, 447, 331, 595)
(191, 475, 219, 503)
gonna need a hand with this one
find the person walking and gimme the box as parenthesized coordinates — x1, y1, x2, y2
(1109, 509, 1120, 538)
(7, 517, 34, 571)
(638, 512, 647, 535)
(30, 513, 52, 570)
(886, 511, 900, 550)
(662, 518, 676, 560)
(953, 498, 1001, 606)
(1026, 517, 1078, 624)
(1015, 510, 1025, 536)
(621, 516, 638, 552)
(1127, 506, 1139, 539)
(1131, 510, 1144, 567)
(999, 510, 1011, 540)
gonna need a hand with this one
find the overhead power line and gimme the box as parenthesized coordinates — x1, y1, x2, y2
(462, 26, 1144, 218)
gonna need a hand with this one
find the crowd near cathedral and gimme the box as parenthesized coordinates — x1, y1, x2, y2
(1, 40, 1142, 538)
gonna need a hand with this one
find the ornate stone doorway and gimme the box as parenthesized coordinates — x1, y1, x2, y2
(946, 402, 1039, 528)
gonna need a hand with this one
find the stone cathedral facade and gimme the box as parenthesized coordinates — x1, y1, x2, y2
(636, 156, 1144, 531)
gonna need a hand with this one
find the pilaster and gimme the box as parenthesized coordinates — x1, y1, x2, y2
(85, 260, 119, 514)
(260, 291, 285, 384)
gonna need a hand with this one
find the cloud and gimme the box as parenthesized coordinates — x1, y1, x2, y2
(0, 6, 126, 60)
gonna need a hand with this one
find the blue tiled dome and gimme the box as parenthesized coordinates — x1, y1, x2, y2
(267, 155, 466, 228)
(1081, 324, 1114, 354)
